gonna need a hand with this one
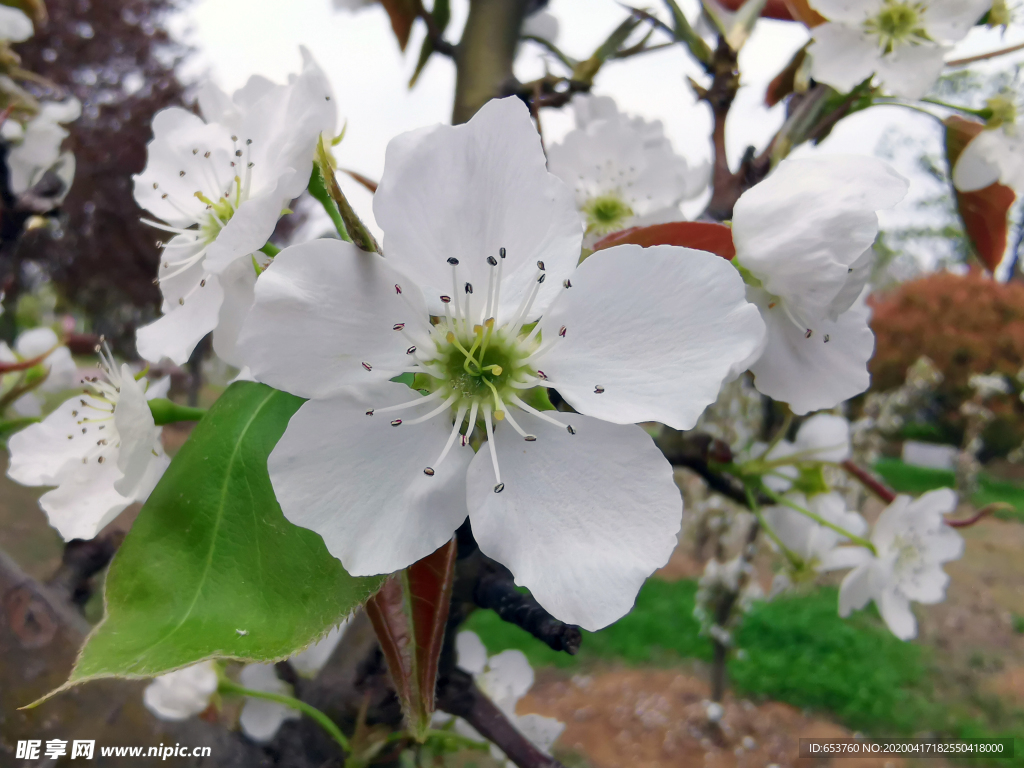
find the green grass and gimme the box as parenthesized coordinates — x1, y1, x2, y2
(466, 579, 1024, 764)
(874, 459, 1024, 523)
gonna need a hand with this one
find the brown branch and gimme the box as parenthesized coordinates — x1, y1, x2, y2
(699, 37, 744, 221)
(840, 459, 897, 504)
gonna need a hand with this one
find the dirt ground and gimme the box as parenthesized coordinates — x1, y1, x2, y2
(520, 667, 932, 768)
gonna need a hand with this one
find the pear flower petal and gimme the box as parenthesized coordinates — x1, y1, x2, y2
(373, 97, 583, 322)
(467, 411, 680, 631)
(536, 244, 764, 430)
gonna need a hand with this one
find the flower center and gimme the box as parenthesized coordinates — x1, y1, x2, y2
(363, 250, 578, 493)
(864, 0, 929, 53)
(144, 135, 259, 303)
(65, 341, 124, 466)
(582, 193, 634, 235)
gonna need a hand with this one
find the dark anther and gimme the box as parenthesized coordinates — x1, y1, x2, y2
(394, 284, 403, 294)
(563, 279, 572, 289)
(494, 483, 505, 493)
(524, 435, 537, 442)
(487, 256, 498, 266)
(537, 370, 547, 380)
(558, 326, 566, 337)
(537, 260, 545, 271)
(465, 282, 473, 294)
(361, 362, 373, 371)
(566, 425, 576, 435)
(499, 246, 506, 258)
(390, 419, 402, 427)
(366, 409, 374, 416)
(537, 274, 546, 284)
(823, 334, 831, 343)
(407, 346, 417, 355)
(804, 329, 813, 339)
(424, 467, 435, 476)
(447, 257, 460, 265)
(594, 385, 605, 394)
(393, 323, 405, 331)
(440, 295, 452, 303)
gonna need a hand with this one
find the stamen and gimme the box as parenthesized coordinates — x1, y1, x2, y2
(426, 404, 468, 474)
(501, 408, 535, 441)
(402, 394, 457, 425)
(465, 400, 479, 444)
(370, 387, 445, 415)
(563, 279, 572, 289)
(507, 393, 566, 430)
(483, 405, 502, 489)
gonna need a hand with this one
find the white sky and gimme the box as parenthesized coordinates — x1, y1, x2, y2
(174, 0, 1024, 251)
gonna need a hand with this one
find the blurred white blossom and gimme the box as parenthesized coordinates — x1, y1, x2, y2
(144, 661, 218, 721)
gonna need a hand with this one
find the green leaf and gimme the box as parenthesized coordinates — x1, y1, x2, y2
(45, 381, 385, 698)
(409, 0, 450, 88)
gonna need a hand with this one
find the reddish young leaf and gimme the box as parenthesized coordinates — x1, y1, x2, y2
(406, 537, 457, 719)
(782, 0, 826, 25)
(593, 221, 736, 260)
(715, 0, 798, 20)
(380, 0, 419, 51)
(944, 115, 1017, 273)
(365, 538, 457, 739)
(365, 577, 416, 713)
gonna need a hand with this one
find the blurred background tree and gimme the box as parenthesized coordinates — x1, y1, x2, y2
(1, 0, 190, 348)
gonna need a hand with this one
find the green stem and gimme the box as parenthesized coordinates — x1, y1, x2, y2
(148, 399, 207, 426)
(760, 484, 876, 554)
(308, 164, 351, 243)
(218, 679, 350, 753)
(920, 96, 991, 118)
(259, 242, 281, 258)
(745, 485, 803, 568)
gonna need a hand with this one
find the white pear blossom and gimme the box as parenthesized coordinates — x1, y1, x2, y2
(237, 663, 301, 742)
(237, 97, 765, 630)
(763, 491, 867, 573)
(434, 631, 564, 764)
(731, 155, 909, 414)
(6, 346, 170, 540)
(0, 327, 77, 417)
(749, 413, 852, 493)
(143, 661, 219, 721)
(968, 372, 1010, 400)
(0, 6, 32, 42)
(1, 98, 80, 198)
(807, 0, 991, 99)
(547, 96, 709, 242)
(133, 49, 336, 367)
(829, 488, 964, 640)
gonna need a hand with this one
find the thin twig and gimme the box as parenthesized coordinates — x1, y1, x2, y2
(840, 459, 897, 504)
(946, 40, 1024, 68)
(946, 502, 1013, 528)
